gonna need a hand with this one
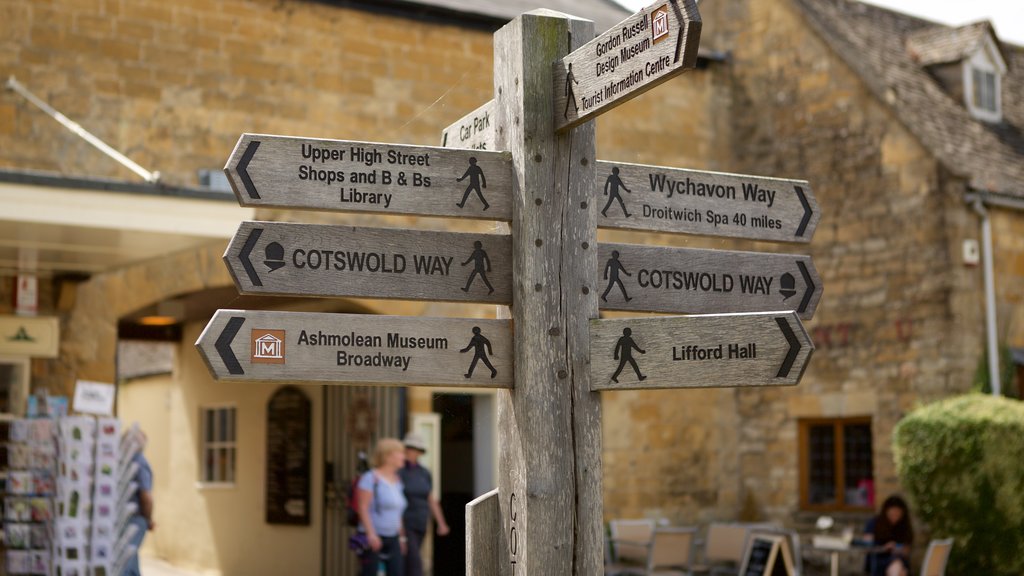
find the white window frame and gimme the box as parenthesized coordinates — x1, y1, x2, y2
(962, 35, 1006, 123)
(199, 404, 237, 487)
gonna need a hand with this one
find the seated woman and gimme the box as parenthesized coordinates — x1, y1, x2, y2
(863, 495, 914, 576)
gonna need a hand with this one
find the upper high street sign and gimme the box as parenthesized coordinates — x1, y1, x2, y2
(553, 0, 702, 131)
(224, 133, 513, 220)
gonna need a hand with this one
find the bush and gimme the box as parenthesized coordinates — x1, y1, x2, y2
(893, 394, 1024, 576)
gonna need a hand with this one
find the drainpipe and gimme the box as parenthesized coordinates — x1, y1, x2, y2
(970, 198, 1001, 396)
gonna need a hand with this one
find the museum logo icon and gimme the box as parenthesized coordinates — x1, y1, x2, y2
(252, 329, 286, 364)
(652, 5, 670, 44)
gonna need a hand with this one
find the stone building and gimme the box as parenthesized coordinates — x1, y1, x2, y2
(1, 0, 1021, 574)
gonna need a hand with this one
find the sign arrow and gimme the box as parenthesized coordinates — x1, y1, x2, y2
(223, 221, 513, 304)
(212, 316, 245, 375)
(554, 0, 702, 131)
(594, 160, 820, 242)
(224, 133, 514, 220)
(195, 309, 513, 388)
(589, 311, 814, 391)
(596, 242, 823, 319)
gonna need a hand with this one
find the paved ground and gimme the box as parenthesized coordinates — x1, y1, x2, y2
(140, 556, 205, 576)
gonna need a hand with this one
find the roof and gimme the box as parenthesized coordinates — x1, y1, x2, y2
(353, 0, 631, 33)
(793, 0, 1024, 200)
(906, 20, 1004, 68)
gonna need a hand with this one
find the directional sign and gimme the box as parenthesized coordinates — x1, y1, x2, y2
(441, 100, 497, 151)
(224, 133, 513, 220)
(196, 310, 513, 388)
(596, 242, 822, 319)
(224, 221, 512, 304)
(590, 311, 813, 391)
(594, 160, 819, 242)
(553, 0, 702, 131)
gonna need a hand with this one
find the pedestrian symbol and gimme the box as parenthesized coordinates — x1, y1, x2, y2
(462, 241, 495, 294)
(601, 250, 632, 303)
(611, 327, 645, 383)
(564, 63, 579, 119)
(602, 166, 632, 218)
(456, 157, 489, 210)
(461, 326, 497, 379)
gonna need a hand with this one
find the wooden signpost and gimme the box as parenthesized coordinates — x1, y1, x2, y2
(225, 133, 513, 220)
(196, 310, 512, 388)
(596, 242, 822, 318)
(553, 0, 702, 131)
(223, 221, 512, 304)
(589, 312, 813, 391)
(199, 1, 824, 574)
(594, 160, 820, 242)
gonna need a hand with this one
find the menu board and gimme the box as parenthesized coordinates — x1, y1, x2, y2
(265, 387, 311, 525)
(739, 534, 794, 576)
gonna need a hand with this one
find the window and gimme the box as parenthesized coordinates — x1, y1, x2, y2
(972, 68, 997, 112)
(200, 406, 236, 484)
(799, 418, 873, 511)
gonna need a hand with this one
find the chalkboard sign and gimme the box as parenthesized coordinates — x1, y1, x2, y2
(739, 534, 794, 576)
(265, 386, 312, 525)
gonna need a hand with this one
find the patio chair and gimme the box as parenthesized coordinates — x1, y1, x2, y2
(919, 538, 953, 576)
(640, 526, 700, 576)
(606, 519, 656, 575)
(694, 522, 778, 575)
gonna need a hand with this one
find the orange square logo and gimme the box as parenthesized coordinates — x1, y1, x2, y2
(652, 5, 670, 44)
(251, 329, 285, 364)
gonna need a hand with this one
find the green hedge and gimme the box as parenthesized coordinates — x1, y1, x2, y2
(893, 394, 1024, 576)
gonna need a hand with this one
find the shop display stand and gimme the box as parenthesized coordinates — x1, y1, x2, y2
(3, 418, 57, 575)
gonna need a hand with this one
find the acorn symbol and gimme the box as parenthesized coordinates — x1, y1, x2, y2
(780, 272, 797, 300)
(264, 242, 286, 272)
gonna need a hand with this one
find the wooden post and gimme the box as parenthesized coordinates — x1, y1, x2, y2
(492, 10, 601, 575)
(466, 489, 500, 575)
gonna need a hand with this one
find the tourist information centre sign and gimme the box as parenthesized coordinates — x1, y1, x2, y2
(200, 1, 824, 573)
(553, 0, 702, 131)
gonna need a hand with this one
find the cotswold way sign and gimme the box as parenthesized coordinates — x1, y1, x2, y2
(223, 221, 512, 304)
(553, 0, 702, 131)
(196, 310, 512, 388)
(225, 134, 513, 220)
(596, 242, 822, 318)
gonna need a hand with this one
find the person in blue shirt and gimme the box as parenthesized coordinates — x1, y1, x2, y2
(123, 428, 154, 576)
(398, 432, 449, 576)
(357, 438, 408, 576)
(862, 495, 913, 576)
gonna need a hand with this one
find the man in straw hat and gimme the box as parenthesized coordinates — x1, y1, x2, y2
(398, 432, 449, 576)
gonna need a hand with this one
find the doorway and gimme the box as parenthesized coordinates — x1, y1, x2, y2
(432, 393, 475, 574)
